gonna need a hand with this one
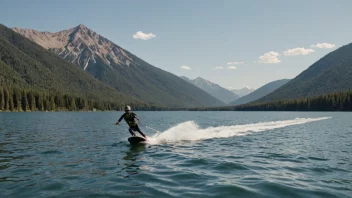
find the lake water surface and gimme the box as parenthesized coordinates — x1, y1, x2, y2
(0, 112, 351, 197)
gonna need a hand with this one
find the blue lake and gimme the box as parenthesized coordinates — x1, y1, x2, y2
(0, 112, 351, 197)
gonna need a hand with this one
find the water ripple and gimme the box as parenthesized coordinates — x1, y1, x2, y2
(0, 112, 351, 198)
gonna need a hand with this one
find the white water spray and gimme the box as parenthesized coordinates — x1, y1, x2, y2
(146, 117, 330, 144)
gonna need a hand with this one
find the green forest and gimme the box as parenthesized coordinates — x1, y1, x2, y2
(1, 86, 351, 112)
(195, 91, 352, 111)
(237, 91, 352, 111)
(0, 86, 154, 112)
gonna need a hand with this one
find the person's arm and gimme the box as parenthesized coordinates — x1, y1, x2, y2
(132, 113, 140, 123)
(116, 113, 126, 125)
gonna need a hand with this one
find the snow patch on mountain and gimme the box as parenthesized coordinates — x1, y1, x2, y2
(231, 87, 255, 97)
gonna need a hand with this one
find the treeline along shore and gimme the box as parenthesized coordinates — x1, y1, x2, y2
(0, 85, 351, 112)
(192, 91, 352, 111)
(0, 86, 155, 112)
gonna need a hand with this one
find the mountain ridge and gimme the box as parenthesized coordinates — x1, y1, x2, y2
(13, 24, 133, 70)
(13, 25, 224, 108)
(230, 79, 290, 105)
(255, 43, 352, 103)
(0, 24, 142, 106)
(230, 87, 255, 97)
(181, 76, 239, 104)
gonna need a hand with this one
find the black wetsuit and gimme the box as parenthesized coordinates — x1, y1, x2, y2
(118, 112, 146, 138)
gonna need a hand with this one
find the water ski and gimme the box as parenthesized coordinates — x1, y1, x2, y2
(128, 136, 147, 145)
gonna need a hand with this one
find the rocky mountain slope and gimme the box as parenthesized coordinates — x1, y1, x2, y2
(0, 24, 141, 105)
(13, 25, 224, 107)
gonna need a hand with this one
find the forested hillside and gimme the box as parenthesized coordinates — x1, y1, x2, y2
(0, 24, 145, 110)
(256, 43, 352, 102)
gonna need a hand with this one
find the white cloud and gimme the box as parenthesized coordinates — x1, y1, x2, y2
(227, 66, 237, 70)
(283, 47, 314, 56)
(180, 66, 191, 70)
(311, 43, 336, 49)
(257, 51, 281, 64)
(133, 31, 156, 40)
(214, 66, 223, 69)
(227, 61, 244, 65)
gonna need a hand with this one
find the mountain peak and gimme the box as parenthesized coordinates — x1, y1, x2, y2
(73, 24, 89, 32)
(194, 77, 211, 83)
(76, 24, 87, 29)
(244, 86, 251, 90)
(194, 77, 216, 87)
(13, 24, 134, 70)
(231, 87, 255, 97)
(185, 77, 239, 103)
(12, 27, 22, 31)
(230, 79, 290, 105)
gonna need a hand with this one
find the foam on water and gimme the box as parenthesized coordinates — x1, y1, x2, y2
(146, 117, 331, 144)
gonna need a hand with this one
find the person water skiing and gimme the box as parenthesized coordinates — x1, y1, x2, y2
(115, 106, 147, 139)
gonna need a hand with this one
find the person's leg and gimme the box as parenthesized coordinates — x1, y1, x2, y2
(128, 128, 136, 136)
(136, 126, 147, 138)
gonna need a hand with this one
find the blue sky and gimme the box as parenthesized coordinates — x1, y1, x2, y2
(1, 0, 351, 89)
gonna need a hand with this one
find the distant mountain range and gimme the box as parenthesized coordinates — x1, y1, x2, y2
(230, 87, 255, 97)
(12, 25, 223, 108)
(181, 77, 239, 104)
(256, 43, 352, 103)
(230, 79, 290, 105)
(6, 23, 351, 109)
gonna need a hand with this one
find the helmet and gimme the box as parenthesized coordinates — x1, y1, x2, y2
(125, 106, 131, 111)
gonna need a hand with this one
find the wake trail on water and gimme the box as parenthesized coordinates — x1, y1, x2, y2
(146, 117, 330, 144)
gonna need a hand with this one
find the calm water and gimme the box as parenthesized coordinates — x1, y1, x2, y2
(0, 112, 351, 198)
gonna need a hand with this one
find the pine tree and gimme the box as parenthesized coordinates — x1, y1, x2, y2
(70, 97, 77, 111)
(3, 87, 9, 111)
(49, 95, 56, 111)
(54, 95, 61, 110)
(37, 94, 44, 111)
(348, 92, 351, 111)
(9, 93, 14, 111)
(12, 89, 19, 111)
(0, 87, 4, 111)
(21, 90, 28, 111)
(44, 95, 50, 111)
(27, 91, 36, 111)
(84, 98, 88, 111)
